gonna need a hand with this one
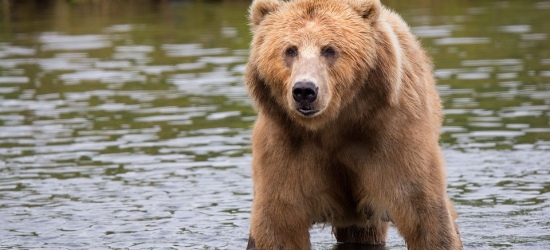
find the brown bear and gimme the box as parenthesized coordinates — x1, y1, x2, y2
(244, 0, 462, 249)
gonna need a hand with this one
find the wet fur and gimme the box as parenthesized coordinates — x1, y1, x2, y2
(245, 0, 462, 249)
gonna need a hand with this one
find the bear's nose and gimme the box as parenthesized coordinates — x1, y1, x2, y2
(292, 81, 318, 103)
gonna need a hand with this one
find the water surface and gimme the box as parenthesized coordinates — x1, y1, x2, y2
(0, 0, 548, 249)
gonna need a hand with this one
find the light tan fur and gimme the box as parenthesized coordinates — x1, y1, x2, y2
(245, 0, 462, 249)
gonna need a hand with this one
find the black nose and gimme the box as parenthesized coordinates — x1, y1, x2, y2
(292, 81, 318, 102)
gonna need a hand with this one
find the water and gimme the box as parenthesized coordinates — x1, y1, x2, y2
(0, 0, 548, 249)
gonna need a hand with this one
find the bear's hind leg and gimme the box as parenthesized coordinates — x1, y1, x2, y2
(333, 223, 389, 246)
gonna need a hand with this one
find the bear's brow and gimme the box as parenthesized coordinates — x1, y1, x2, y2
(306, 6, 315, 19)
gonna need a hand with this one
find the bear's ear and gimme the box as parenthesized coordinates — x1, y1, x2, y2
(249, 0, 282, 31)
(346, 0, 381, 21)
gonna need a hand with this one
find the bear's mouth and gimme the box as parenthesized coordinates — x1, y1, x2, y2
(298, 108, 317, 116)
(296, 103, 317, 117)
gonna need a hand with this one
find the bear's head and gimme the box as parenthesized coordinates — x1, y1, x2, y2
(246, 0, 402, 130)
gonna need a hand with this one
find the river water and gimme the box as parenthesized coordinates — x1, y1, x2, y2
(0, 0, 548, 249)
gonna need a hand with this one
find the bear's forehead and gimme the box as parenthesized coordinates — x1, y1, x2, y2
(255, 1, 372, 54)
(262, 22, 336, 46)
(261, 2, 365, 35)
(276, 3, 351, 22)
(261, 18, 363, 47)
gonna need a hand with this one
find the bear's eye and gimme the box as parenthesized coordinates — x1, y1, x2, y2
(285, 46, 298, 58)
(321, 46, 336, 58)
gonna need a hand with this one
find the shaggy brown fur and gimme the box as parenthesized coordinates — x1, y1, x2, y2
(244, 0, 462, 249)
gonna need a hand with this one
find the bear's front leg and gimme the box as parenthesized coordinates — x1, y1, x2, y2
(247, 197, 312, 250)
(389, 189, 462, 250)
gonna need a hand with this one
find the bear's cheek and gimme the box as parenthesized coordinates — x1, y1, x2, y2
(254, 55, 292, 103)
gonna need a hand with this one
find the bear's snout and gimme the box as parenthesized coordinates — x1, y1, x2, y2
(292, 81, 318, 116)
(292, 81, 318, 102)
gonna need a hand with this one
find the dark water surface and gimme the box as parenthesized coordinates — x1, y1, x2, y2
(0, 0, 548, 249)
